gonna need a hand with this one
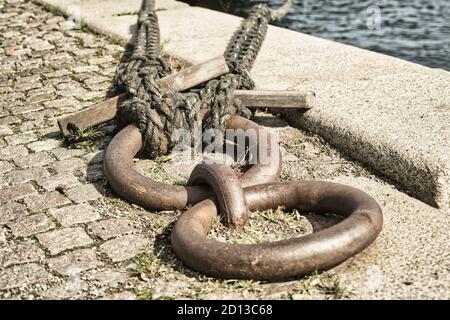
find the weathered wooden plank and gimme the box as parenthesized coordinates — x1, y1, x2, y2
(58, 89, 316, 136)
(58, 55, 315, 137)
(58, 56, 229, 136)
(160, 55, 229, 92)
(234, 90, 315, 109)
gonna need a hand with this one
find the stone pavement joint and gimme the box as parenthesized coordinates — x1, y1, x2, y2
(36, 227, 94, 255)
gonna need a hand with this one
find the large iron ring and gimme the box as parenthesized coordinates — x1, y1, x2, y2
(171, 180, 383, 280)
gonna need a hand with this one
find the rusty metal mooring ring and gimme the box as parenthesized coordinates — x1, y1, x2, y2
(171, 176, 383, 280)
(104, 112, 383, 280)
(103, 114, 282, 211)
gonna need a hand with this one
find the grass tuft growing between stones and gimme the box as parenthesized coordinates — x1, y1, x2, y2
(208, 206, 313, 244)
(294, 271, 346, 297)
(133, 249, 165, 277)
(142, 156, 187, 185)
(70, 126, 100, 141)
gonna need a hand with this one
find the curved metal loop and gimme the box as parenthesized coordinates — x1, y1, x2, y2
(103, 109, 383, 281)
(188, 162, 248, 228)
(171, 181, 383, 280)
(103, 114, 281, 211)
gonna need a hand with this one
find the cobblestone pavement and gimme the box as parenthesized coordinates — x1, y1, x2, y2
(1, 0, 446, 300)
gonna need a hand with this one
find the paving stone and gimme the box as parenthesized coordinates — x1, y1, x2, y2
(21, 109, 51, 122)
(55, 81, 81, 91)
(0, 241, 45, 268)
(36, 227, 94, 255)
(37, 126, 60, 139)
(70, 48, 98, 59)
(83, 150, 104, 164)
(0, 116, 21, 126)
(4, 166, 50, 185)
(71, 65, 99, 73)
(0, 202, 28, 224)
(87, 56, 114, 66)
(71, 72, 94, 82)
(19, 75, 41, 84)
(30, 39, 54, 51)
(4, 132, 37, 146)
(88, 218, 137, 240)
(0, 263, 52, 290)
(6, 47, 31, 57)
(98, 67, 116, 76)
(7, 213, 56, 237)
(16, 121, 37, 133)
(28, 93, 54, 104)
(14, 103, 45, 115)
(36, 172, 80, 192)
(23, 191, 71, 212)
(0, 145, 28, 160)
(14, 80, 42, 92)
(2, 30, 21, 39)
(50, 157, 85, 174)
(73, 33, 100, 48)
(27, 139, 60, 152)
(98, 291, 136, 300)
(47, 248, 102, 276)
(0, 183, 36, 205)
(100, 235, 148, 262)
(0, 109, 10, 118)
(51, 147, 84, 160)
(28, 85, 56, 98)
(87, 82, 110, 92)
(43, 51, 72, 62)
(0, 86, 12, 94)
(13, 152, 53, 168)
(46, 17, 66, 26)
(43, 76, 72, 87)
(60, 87, 90, 100)
(83, 74, 109, 85)
(0, 179, 8, 188)
(43, 97, 80, 109)
(291, 293, 326, 300)
(89, 269, 130, 287)
(49, 203, 100, 227)
(43, 69, 71, 79)
(151, 280, 192, 300)
(0, 160, 14, 174)
(66, 184, 103, 203)
(0, 125, 13, 136)
(39, 280, 89, 300)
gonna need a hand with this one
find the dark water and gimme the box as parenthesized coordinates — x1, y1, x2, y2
(184, 0, 450, 70)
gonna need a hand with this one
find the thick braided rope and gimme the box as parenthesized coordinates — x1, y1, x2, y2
(225, 4, 271, 90)
(201, 4, 273, 132)
(112, 2, 289, 158)
(113, 0, 172, 157)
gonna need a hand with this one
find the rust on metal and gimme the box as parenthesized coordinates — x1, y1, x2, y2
(103, 114, 281, 211)
(171, 179, 383, 280)
(103, 110, 383, 280)
(102, 97, 383, 280)
(188, 163, 249, 228)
